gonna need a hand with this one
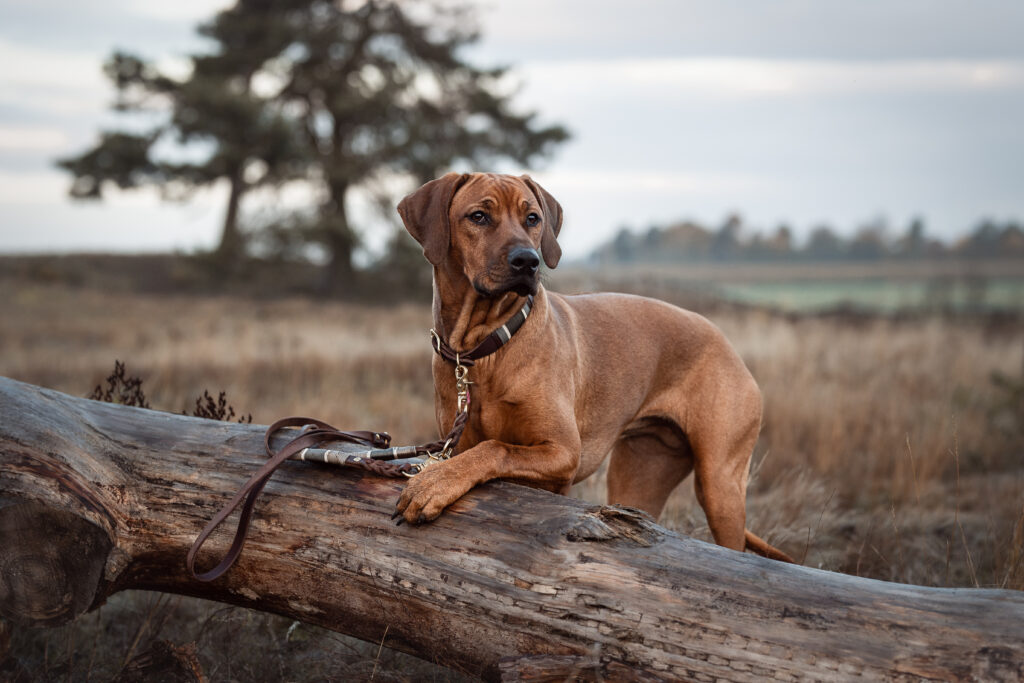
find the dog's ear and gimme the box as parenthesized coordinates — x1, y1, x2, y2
(397, 173, 469, 266)
(521, 175, 563, 269)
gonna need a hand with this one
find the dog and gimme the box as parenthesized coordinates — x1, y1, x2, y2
(394, 172, 793, 562)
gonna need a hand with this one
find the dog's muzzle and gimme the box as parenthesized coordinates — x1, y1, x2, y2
(474, 246, 541, 297)
(506, 246, 540, 296)
(508, 246, 540, 275)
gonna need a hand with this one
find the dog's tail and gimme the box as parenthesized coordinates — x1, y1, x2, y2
(744, 529, 796, 563)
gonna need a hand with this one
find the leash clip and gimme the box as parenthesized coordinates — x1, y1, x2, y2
(454, 361, 472, 414)
(437, 437, 456, 460)
(400, 436, 457, 478)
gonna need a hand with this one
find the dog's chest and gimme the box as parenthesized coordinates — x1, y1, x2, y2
(434, 367, 529, 450)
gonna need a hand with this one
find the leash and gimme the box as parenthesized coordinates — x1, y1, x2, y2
(186, 295, 534, 582)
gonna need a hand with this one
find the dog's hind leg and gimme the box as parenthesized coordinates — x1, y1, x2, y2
(606, 420, 694, 521)
(691, 413, 796, 562)
(690, 409, 760, 553)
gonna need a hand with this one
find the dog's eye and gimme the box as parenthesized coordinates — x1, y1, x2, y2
(468, 211, 488, 225)
(525, 213, 540, 227)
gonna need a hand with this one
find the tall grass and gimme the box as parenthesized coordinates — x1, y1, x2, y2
(1, 280, 1021, 680)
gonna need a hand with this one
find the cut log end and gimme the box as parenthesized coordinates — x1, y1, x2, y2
(0, 501, 112, 627)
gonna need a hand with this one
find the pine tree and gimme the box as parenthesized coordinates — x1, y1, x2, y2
(57, 45, 305, 265)
(255, 0, 568, 291)
(58, 0, 569, 289)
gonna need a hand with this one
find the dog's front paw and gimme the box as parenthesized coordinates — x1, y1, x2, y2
(394, 462, 474, 525)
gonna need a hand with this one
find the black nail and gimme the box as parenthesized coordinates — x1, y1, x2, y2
(390, 510, 402, 520)
(395, 517, 405, 527)
(416, 513, 426, 524)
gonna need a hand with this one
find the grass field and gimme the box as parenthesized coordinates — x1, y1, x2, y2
(1, 273, 1022, 680)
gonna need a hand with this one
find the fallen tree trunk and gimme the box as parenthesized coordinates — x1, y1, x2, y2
(1, 376, 1022, 682)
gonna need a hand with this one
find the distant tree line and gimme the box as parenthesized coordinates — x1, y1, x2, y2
(591, 215, 1024, 264)
(58, 0, 568, 294)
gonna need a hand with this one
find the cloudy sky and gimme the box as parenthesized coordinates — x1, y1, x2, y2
(1, 0, 1023, 259)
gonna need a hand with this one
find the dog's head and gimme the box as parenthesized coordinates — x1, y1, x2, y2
(397, 172, 563, 297)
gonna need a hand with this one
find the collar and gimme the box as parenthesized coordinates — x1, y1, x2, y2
(430, 295, 534, 366)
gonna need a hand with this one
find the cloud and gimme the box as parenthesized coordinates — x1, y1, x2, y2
(0, 40, 103, 89)
(474, 0, 1024, 62)
(0, 200, 220, 254)
(0, 39, 106, 114)
(0, 127, 68, 152)
(0, 170, 68, 204)
(518, 58, 1024, 102)
(0, 168, 221, 254)
(121, 0, 232, 22)
(0, 0, 215, 54)
(533, 169, 777, 195)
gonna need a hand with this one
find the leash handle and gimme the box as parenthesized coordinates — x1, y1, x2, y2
(186, 417, 390, 582)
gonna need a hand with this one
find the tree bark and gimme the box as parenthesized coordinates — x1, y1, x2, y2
(214, 165, 246, 266)
(1, 375, 1022, 682)
(322, 180, 356, 296)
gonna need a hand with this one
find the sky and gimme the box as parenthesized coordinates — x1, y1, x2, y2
(1, 0, 1023, 260)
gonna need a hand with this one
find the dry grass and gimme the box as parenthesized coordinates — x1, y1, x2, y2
(628, 309, 1023, 588)
(0, 284, 438, 440)
(1, 279, 1022, 680)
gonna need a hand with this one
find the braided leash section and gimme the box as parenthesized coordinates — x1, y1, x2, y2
(414, 410, 469, 459)
(349, 456, 418, 477)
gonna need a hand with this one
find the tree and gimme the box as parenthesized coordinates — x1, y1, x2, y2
(610, 227, 637, 263)
(710, 213, 743, 261)
(805, 224, 844, 260)
(958, 219, 1002, 258)
(848, 224, 887, 260)
(769, 223, 793, 257)
(892, 216, 928, 259)
(254, 0, 568, 291)
(57, 45, 306, 265)
(58, 0, 569, 287)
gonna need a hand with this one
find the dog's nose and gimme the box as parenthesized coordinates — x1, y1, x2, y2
(508, 246, 540, 274)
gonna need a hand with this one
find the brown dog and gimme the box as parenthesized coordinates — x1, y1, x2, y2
(395, 172, 792, 562)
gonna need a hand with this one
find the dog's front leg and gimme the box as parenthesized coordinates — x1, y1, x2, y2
(395, 438, 579, 524)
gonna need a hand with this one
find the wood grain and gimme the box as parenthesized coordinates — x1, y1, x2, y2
(1, 376, 1021, 681)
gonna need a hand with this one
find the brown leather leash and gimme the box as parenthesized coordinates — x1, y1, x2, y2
(187, 295, 533, 582)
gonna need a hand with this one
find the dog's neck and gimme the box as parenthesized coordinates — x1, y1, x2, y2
(432, 268, 531, 352)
